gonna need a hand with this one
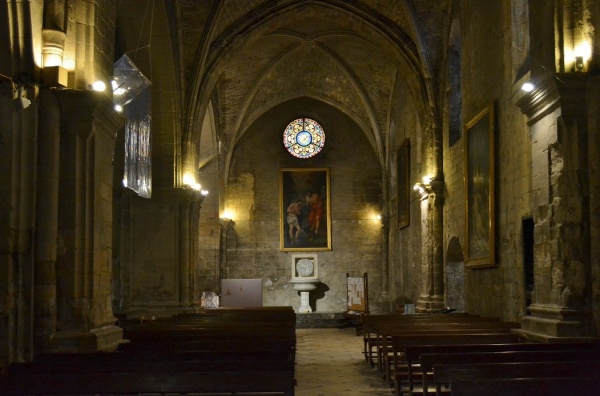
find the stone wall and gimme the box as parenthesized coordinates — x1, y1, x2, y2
(224, 97, 384, 313)
(441, 1, 533, 321)
(389, 94, 425, 309)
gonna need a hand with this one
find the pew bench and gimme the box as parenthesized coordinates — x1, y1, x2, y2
(0, 307, 298, 396)
(417, 346, 600, 396)
(380, 327, 519, 385)
(361, 313, 482, 366)
(431, 360, 600, 396)
(449, 377, 600, 396)
(389, 333, 521, 394)
(0, 370, 296, 395)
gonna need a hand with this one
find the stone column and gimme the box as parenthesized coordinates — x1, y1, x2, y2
(516, 73, 595, 341)
(416, 181, 445, 312)
(53, 90, 125, 351)
(180, 187, 206, 309)
(34, 88, 60, 352)
(179, 196, 191, 307)
(218, 218, 234, 293)
(379, 207, 391, 313)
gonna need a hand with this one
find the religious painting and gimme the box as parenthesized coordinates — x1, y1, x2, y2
(280, 168, 331, 251)
(464, 103, 495, 268)
(397, 139, 411, 229)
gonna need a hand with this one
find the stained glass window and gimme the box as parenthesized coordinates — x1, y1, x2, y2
(283, 118, 325, 158)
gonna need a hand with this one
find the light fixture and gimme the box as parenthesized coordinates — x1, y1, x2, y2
(521, 82, 534, 92)
(575, 56, 584, 72)
(91, 80, 106, 91)
(13, 86, 31, 111)
(413, 175, 434, 196)
(221, 210, 234, 221)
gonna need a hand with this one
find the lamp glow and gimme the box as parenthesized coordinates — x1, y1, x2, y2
(222, 210, 234, 220)
(183, 173, 195, 186)
(521, 82, 534, 92)
(92, 80, 106, 91)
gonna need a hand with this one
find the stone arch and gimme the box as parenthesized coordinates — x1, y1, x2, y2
(445, 236, 465, 312)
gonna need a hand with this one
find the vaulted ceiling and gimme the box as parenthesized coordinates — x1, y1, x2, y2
(116, 0, 452, 183)
(175, 1, 451, 163)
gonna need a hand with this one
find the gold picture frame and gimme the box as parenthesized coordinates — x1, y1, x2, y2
(464, 103, 495, 268)
(280, 168, 331, 251)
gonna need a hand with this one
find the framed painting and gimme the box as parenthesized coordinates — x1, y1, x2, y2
(464, 103, 495, 268)
(280, 168, 331, 251)
(397, 139, 411, 229)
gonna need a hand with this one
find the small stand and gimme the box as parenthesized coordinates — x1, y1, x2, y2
(340, 272, 369, 334)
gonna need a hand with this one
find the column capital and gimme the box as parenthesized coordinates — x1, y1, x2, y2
(516, 73, 588, 125)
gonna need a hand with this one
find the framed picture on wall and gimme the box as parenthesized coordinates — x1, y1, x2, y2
(397, 139, 411, 229)
(280, 168, 331, 251)
(464, 103, 495, 268)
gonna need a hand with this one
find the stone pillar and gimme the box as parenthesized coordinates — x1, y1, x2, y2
(379, 208, 391, 313)
(34, 88, 61, 352)
(53, 90, 125, 351)
(416, 181, 446, 312)
(218, 218, 234, 293)
(516, 73, 595, 341)
(180, 187, 206, 309)
(179, 196, 191, 307)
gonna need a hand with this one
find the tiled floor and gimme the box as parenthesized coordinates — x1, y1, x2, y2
(295, 328, 392, 395)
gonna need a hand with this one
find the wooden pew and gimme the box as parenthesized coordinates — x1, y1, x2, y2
(379, 323, 519, 384)
(0, 307, 297, 396)
(389, 332, 521, 394)
(363, 314, 498, 369)
(433, 360, 600, 396)
(378, 321, 518, 372)
(0, 370, 296, 395)
(449, 377, 600, 396)
(361, 313, 480, 366)
(413, 343, 600, 396)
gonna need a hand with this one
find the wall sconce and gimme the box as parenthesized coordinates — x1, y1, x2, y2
(13, 86, 31, 111)
(219, 216, 234, 228)
(413, 175, 433, 195)
(90, 80, 106, 91)
(377, 213, 390, 229)
(182, 173, 208, 203)
(575, 56, 584, 72)
(221, 211, 234, 222)
(184, 184, 209, 204)
(521, 82, 534, 92)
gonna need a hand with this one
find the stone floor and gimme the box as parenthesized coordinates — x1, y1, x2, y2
(295, 327, 392, 395)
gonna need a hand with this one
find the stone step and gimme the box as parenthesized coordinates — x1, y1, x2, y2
(295, 312, 345, 328)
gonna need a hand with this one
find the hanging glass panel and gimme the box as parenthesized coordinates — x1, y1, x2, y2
(113, 55, 152, 198)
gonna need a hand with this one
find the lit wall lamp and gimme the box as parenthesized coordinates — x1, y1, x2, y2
(221, 210, 234, 222)
(521, 82, 534, 92)
(413, 175, 434, 196)
(377, 212, 390, 229)
(182, 173, 209, 203)
(90, 80, 106, 91)
(184, 184, 209, 204)
(575, 56, 584, 72)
